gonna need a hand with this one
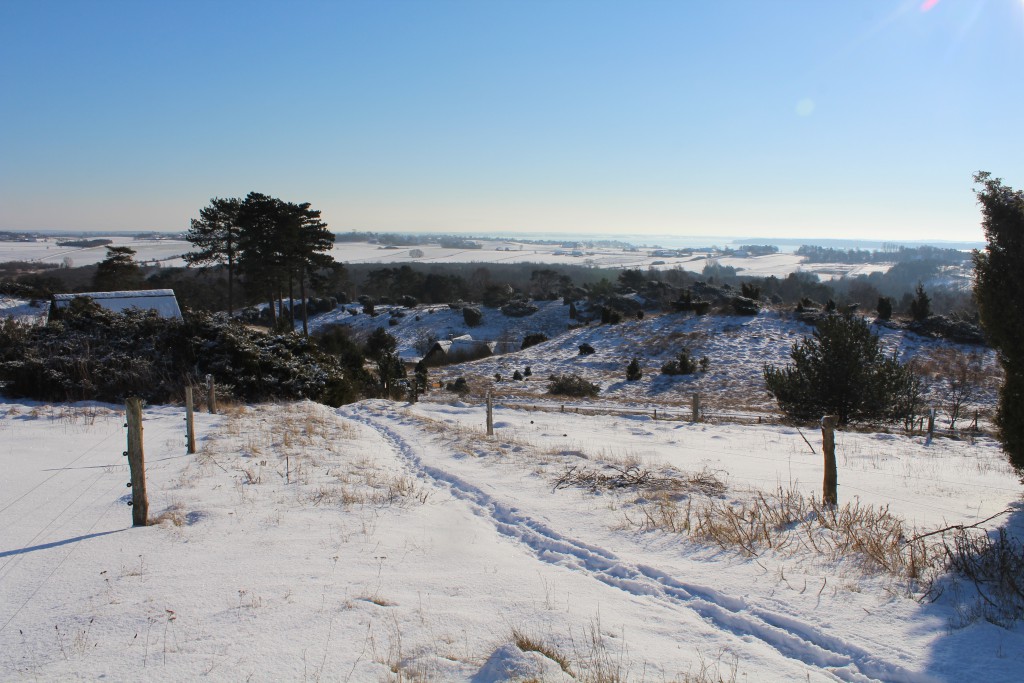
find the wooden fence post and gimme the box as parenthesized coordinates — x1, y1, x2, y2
(184, 386, 196, 455)
(125, 397, 149, 526)
(691, 393, 701, 422)
(486, 392, 494, 436)
(821, 415, 838, 507)
(206, 374, 217, 415)
(926, 408, 935, 445)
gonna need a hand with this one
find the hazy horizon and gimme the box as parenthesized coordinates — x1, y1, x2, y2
(2, 1, 1021, 242)
(2, 226, 984, 252)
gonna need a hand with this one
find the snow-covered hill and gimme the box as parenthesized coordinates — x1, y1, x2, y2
(312, 303, 1002, 421)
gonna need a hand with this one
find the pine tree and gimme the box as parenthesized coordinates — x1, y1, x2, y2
(236, 193, 334, 334)
(93, 246, 142, 291)
(763, 314, 919, 424)
(184, 197, 242, 314)
(626, 358, 642, 381)
(973, 171, 1024, 470)
(876, 296, 893, 321)
(909, 283, 931, 322)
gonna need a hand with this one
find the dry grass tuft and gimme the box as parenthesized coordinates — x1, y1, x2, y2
(511, 627, 573, 675)
(150, 505, 186, 527)
(627, 486, 941, 583)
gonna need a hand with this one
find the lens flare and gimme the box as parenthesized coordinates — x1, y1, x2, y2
(920, 0, 940, 12)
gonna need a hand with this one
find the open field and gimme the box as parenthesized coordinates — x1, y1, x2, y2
(1, 396, 1021, 682)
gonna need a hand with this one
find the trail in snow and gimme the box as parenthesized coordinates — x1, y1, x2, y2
(341, 404, 932, 683)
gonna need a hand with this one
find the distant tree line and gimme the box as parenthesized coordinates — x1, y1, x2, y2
(796, 244, 970, 265)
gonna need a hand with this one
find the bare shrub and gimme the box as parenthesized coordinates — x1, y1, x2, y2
(920, 346, 986, 429)
(930, 527, 1024, 627)
(412, 329, 438, 356)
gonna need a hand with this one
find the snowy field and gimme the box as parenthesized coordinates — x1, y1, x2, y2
(0, 236, 889, 281)
(0, 237, 190, 269)
(1, 396, 1021, 682)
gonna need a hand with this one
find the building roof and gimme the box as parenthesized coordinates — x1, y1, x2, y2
(51, 289, 182, 319)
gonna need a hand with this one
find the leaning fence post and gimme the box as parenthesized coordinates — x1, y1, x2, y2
(206, 374, 217, 415)
(184, 386, 196, 454)
(125, 397, 149, 526)
(691, 393, 701, 422)
(821, 415, 838, 507)
(486, 392, 494, 436)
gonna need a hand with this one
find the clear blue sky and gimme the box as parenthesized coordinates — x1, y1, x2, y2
(1, 0, 1021, 241)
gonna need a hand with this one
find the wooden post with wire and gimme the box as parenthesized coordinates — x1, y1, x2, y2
(821, 415, 839, 507)
(926, 408, 935, 445)
(125, 397, 149, 526)
(206, 374, 217, 415)
(486, 392, 494, 436)
(691, 393, 701, 422)
(184, 386, 196, 454)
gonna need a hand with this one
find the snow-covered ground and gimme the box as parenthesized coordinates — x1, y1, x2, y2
(0, 237, 189, 269)
(0, 297, 48, 324)
(1, 396, 1021, 681)
(0, 236, 892, 281)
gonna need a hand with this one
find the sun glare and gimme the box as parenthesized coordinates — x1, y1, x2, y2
(920, 0, 940, 12)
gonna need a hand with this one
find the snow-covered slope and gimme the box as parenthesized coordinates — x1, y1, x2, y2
(313, 304, 1001, 420)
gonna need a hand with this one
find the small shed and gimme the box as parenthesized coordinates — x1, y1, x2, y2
(50, 289, 182, 321)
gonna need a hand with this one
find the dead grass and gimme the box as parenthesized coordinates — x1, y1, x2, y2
(150, 504, 186, 527)
(510, 627, 573, 675)
(626, 486, 940, 583)
(509, 619, 740, 683)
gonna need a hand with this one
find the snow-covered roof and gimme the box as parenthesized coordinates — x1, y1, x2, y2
(51, 289, 182, 319)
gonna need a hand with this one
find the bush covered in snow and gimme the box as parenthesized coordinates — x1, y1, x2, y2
(0, 304, 355, 405)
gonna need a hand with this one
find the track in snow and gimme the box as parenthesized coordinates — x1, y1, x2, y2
(342, 405, 928, 683)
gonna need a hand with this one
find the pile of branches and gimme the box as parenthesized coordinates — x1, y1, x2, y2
(553, 463, 724, 496)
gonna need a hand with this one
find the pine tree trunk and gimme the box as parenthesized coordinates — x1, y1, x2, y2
(288, 273, 295, 328)
(300, 266, 309, 338)
(227, 256, 234, 315)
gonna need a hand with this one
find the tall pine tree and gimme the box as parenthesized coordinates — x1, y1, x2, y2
(973, 172, 1024, 472)
(184, 197, 242, 314)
